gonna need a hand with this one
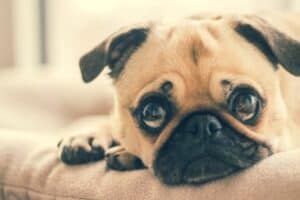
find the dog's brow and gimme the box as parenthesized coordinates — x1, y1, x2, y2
(160, 81, 173, 94)
(191, 44, 200, 65)
(220, 79, 234, 97)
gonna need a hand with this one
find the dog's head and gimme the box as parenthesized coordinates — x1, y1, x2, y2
(79, 14, 300, 184)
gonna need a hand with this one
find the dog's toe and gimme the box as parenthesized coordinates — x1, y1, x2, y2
(58, 136, 105, 165)
(60, 145, 104, 165)
(106, 153, 127, 170)
(105, 148, 144, 171)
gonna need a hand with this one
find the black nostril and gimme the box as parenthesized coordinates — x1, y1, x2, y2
(208, 123, 218, 133)
(206, 115, 222, 138)
(207, 118, 222, 132)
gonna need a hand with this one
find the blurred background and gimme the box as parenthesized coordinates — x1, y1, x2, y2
(1, 0, 299, 71)
(0, 0, 299, 132)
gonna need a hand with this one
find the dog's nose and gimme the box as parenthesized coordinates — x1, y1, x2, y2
(183, 113, 222, 140)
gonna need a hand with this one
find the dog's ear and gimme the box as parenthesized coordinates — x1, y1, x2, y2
(79, 24, 150, 82)
(234, 15, 300, 76)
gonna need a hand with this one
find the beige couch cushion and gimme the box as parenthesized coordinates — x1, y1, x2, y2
(0, 129, 300, 200)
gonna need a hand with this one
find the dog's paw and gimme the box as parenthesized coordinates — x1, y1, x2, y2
(57, 133, 105, 165)
(105, 146, 144, 171)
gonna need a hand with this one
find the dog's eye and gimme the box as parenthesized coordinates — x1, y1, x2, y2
(228, 88, 262, 125)
(135, 94, 174, 134)
(142, 102, 166, 128)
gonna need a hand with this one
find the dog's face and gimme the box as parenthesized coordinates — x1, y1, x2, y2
(79, 14, 300, 184)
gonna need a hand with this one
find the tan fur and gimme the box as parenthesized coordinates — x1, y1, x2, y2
(109, 13, 300, 168)
(58, 13, 300, 174)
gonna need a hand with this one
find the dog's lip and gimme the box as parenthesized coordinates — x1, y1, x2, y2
(206, 145, 256, 168)
(179, 142, 273, 184)
(154, 142, 273, 185)
(182, 155, 238, 184)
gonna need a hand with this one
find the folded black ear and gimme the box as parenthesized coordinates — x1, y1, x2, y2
(79, 25, 150, 82)
(235, 15, 300, 76)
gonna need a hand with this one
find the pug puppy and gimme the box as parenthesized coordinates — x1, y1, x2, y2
(57, 13, 300, 185)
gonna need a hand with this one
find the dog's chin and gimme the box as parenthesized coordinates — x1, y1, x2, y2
(154, 143, 271, 185)
(182, 156, 237, 184)
(153, 113, 272, 185)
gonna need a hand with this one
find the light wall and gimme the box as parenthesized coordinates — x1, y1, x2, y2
(0, 0, 14, 67)
(46, 0, 295, 73)
(3, 0, 300, 72)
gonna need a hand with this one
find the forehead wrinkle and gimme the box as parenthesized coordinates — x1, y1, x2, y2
(166, 26, 176, 41)
(196, 26, 220, 53)
(174, 23, 221, 69)
(160, 26, 219, 103)
(191, 40, 201, 66)
(164, 27, 204, 69)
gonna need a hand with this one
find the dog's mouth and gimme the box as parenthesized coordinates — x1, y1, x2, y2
(153, 112, 272, 185)
(182, 155, 236, 184)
